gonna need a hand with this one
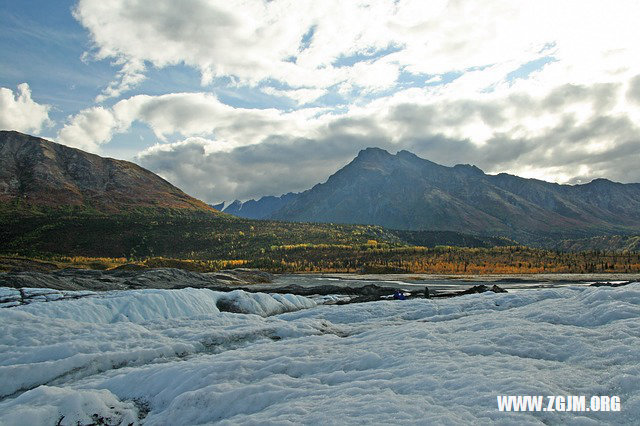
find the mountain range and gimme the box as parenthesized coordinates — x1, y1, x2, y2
(4, 130, 640, 250)
(222, 147, 640, 244)
(0, 130, 214, 213)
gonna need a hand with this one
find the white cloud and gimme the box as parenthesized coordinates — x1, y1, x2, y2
(73, 0, 640, 100)
(95, 58, 146, 102)
(57, 92, 333, 153)
(57, 107, 124, 152)
(0, 83, 51, 134)
(261, 87, 327, 106)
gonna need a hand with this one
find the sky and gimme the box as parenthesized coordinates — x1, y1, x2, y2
(2, 0, 640, 204)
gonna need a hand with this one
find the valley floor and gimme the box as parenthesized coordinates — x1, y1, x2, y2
(0, 281, 638, 424)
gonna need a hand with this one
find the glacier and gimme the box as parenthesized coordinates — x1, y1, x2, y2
(0, 284, 638, 424)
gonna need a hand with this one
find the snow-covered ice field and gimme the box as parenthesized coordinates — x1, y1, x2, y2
(0, 283, 638, 425)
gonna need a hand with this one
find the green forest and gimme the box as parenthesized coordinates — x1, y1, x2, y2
(3, 206, 640, 274)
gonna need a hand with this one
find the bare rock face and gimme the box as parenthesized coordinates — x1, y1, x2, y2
(0, 130, 215, 212)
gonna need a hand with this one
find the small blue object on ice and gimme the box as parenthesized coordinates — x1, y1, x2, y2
(393, 290, 406, 300)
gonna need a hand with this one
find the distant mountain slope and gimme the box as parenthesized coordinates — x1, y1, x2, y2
(226, 147, 640, 244)
(223, 193, 298, 219)
(390, 230, 516, 249)
(554, 235, 640, 252)
(0, 131, 216, 213)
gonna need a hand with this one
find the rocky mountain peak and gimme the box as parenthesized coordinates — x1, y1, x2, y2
(453, 163, 485, 176)
(355, 147, 392, 158)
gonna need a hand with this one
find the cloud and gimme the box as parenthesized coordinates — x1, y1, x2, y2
(57, 91, 331, 152)
(94, 58, 146, 102)
(57, 106, 122, 152)
(0, 83, 51, 134)
(260, 87, 327, 106)
(75, 0, 640, 99)
(627, 75, 640, 104)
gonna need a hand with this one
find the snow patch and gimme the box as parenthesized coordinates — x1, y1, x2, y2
(0, 386, 138, 426)
(9, 287, 316, 323)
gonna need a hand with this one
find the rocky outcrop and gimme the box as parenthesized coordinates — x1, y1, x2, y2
(0, 268, 273, 295)
(0, 287, 97, 308)
(590, 281, 634, 288)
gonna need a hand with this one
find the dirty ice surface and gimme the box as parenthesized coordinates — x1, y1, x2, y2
(0, 284, 638, 425)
